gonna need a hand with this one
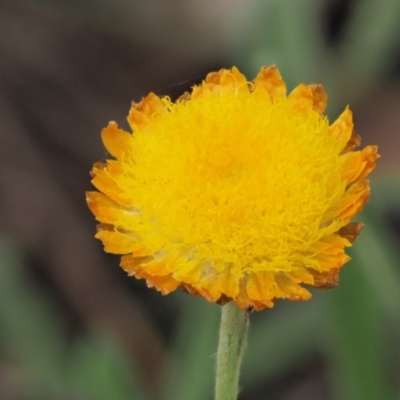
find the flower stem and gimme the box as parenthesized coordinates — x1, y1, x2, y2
(215, 302, 249, 400)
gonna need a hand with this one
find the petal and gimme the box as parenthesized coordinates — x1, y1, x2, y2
(341, 145, 379, 183)
(286, 268, 315, 285)
(86, 191, 138, 226)
(194, 67, 249, 97)
(143, 254, 183, 277)
(246, 272, 277, 307)
(177, 91, 191, 103)
(313, 250, 351, 274)
(90, 161, 134, 207)
(101, 122, 133, 159)
(120, 254, 152, 275)
(185, 264, 240, 303)
(309, 268, 340, 289)
(337, 222, 364, 243)
(343, 131, 361, 153)
(336, 179, 371, 222)
(95, 228, 151, 256)
(253, 65, 287, 102)
(122, 255, 180, 295)
(309, 84, 328, 114)
(322, 179, 370, 224)
(217, 268, 240, 299)
(275, 274, 312, 301)
(328, 106, 354, 152)
(288, 84, 314, 113)
(142, 274, 180, 295)
(90, 162, 124, 202)
(128, 92, 167, 132)
(86, 191, 119, 223)
(310, 233, 351, 256)
(219, 67, 249, 94)
(246, 271, 312, 308)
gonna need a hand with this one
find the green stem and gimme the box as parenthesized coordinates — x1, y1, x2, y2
(215, 302, 249, 400)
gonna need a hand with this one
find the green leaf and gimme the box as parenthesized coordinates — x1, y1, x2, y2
(69, 335, 147, 400)
(162, 294, 220, 400)
(233, 0, 326, 87)
(320, 184, 400, 400)
(326, 259, 390, 400)
(337, 0, 400, 103)
(0, 241, 67, 396)
(0, 241, 146, 400)
(352, 209, 400, 326)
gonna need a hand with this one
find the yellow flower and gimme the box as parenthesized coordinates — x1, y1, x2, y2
(87, 66, 378, 311)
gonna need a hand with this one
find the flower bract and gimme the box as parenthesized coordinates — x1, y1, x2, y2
(87, 65, 378, 310)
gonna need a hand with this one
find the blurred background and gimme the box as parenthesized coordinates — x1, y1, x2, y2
(0, 0, 399, 399)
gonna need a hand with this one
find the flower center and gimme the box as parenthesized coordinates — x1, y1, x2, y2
(125, 90, 345, 275)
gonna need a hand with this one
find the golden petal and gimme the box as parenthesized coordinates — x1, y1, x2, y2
(87, 194, 136, 231)
(341, 145, 379, 183)
(197, 67, 249, 96)
(308, 84, 328, 114)
(120, 254, 152, 275)
(288, 84, 314, 113)
(90, 161, 106, 178)
(311, 234, 351, 255)
(246, 272, 278, 303)
(101, 122, 132, 159)
(343, 131, 362, 153)
(86, 191, 122, 224)
(177, 91, 191, 103)
(253, 65, 287, 102)
(322, 179, 370, 224)
(337, 222, 364, 243)
(140, 272, 180, 295)
(185, 266, 239, 303)
(185, 282, 220, 303)
(90, 161, 134, 207)
(219, 67, 249, 94)
(275, 274, 312, 301)
(309, 268, 340, 289)
(128, 92, 167, 132)
(314, 251, 351, 273)
(217, 268, 240, 299)
(90, 163, 124, 201)
(95, 229, 151, 255)
(232, 278, 264, 311)
(204, 70, 223, 86)
(337, 179, 370, 222)
(328, 106, 354, 152)
(121, 254, 182, 295)
(286, 269, 315, 285)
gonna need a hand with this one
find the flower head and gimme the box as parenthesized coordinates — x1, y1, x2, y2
(87, 66, 378, 311)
